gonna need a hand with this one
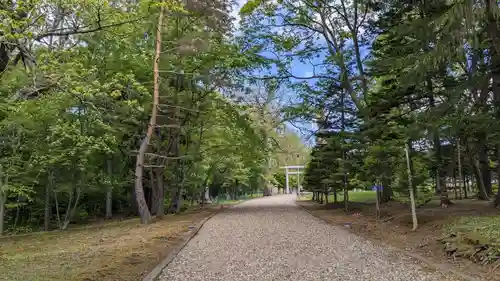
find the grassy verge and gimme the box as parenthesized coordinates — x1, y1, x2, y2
(299, 190, 377, 203)
(0, 194, 259, 281)
(441, 216, 500, 265)
(0, 208, 218, 281)
(446, 216, 500, 244)
(297, 197, 500, 280)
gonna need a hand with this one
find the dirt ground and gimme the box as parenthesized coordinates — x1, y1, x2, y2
(297, 198, 500, 281)
(0, 206, 219, 281)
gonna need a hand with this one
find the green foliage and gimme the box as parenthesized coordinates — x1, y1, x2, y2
(0, 0, 309, 234)
(240, 0, 500, 213)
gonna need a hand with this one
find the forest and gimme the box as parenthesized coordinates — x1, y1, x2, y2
(1, 0, 500, 278)
(239, 0, 500, 208)
(0, 0, 310, 235)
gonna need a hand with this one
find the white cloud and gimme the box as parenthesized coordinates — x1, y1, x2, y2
(231, 0, 248, 30)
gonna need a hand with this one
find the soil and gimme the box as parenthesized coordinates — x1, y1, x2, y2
(0, 205, 219, 281)
(297, 198, 500, 281)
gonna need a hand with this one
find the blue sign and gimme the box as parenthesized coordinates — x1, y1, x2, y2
(371, 185, 383, 191)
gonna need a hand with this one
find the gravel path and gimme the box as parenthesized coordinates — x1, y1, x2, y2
(158, 195, 458, 281)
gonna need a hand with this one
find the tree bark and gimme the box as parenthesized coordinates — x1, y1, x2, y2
(478, 141, 492, 195)
(105, 159, 113, 219)
(62, 187, 81, 230)
(0, 188, 6, 236)
(458, 140, 466, 199)
(44, 172, 53, 231)
(381, 178, 393, 203)
(156, 168, 165, 217)
(405, 142, 418, 231)
(133, 2, 164, 224)
(149, 168, 158, 215)
(135, 139, 153, 222)
(473, 159, 490, 200)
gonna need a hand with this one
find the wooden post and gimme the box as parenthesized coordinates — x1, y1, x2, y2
(375, 184, 380, 220)
(285, 167, 289, 194)
(405, 142, 418, 231)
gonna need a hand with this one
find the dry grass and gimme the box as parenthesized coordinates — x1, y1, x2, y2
(297, 198, 500, 281)
(0, 208, 217, 281)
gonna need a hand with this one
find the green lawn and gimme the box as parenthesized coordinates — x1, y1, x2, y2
(300, 190, 377, 203)
(445, 216, 500, 245)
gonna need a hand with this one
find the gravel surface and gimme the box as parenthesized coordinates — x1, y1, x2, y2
(158, 195, 460, 281)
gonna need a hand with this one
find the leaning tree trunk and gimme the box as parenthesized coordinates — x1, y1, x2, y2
(133, 3, 164, 224)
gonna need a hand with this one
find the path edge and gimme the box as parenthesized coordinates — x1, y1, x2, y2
(141, 211, 217, 281)
(295, 201, 483, 281)
(142, 200, 249, 281)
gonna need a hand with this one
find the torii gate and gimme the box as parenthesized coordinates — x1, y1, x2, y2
(281, 165, 305, 195)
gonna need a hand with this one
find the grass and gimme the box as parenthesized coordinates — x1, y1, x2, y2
(0, 194, 260, 281)
(297, 196, 500, 279)
(0, 208, 217, 281)
(445, 216, 500, 245)
(299, 190, 377, 203)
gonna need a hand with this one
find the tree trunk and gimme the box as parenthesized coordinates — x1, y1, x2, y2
(344, 186, 349, 212)
(105, 159, 113, 219)
(44, 172, 53, 231)
(453, 174, 458, 200)
(13, 196, 21, 229)
(168, 185, 178, 213)
(133, 3, 164, 224)
(135, 138, 153, 223)
(0, 189, 6, 236)
(149, 169, 159, 215)
(233, 180, 238, 200)
(156, 169, 165, 217)
(478, 141, 492, 195)
(486, 0, 500, 203)
(463, 173, 468, 199)
(433, 131, 447, 199)
(458, 140, 467, 199)
(62, 187, 81, 230)
(53, 189, 61, 229)
(473, 159, 490, 200)
(381, 178, 393, 203)
(405, 142, 418, 231)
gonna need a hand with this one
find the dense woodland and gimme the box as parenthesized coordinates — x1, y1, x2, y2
(2, 0, 500, 237)
(0, 0, 309, 235)
(239, 0, 500, 218)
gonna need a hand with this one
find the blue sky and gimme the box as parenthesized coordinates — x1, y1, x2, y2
(230, 0, 372, 146)
(231, 0, 320, 144)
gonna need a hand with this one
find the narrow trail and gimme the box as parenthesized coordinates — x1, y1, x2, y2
(158, 195, 458, 281)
